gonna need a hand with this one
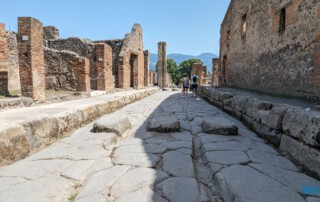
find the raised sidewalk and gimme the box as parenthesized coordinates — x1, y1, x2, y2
(0, 87, 159, 166)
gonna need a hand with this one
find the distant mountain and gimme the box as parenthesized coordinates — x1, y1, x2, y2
(149, 52, 218, 72)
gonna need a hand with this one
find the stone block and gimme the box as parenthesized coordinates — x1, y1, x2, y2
(280, 135, 320, 179)
(202, 117, 238, 135)
(266, 105, 288, 130)
(253, 121, 282, 146)
(147, 116, 180, 132)
(92, 112, 131, 136)
(282, 109, 320, 148)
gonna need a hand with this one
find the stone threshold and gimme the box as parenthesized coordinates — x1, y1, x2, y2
(197, 86, 320, 180)
(0, 87, 159, 167)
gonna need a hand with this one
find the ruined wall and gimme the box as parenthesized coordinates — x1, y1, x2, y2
(220, 0, 320, 98)
(43, 26, 59, 40)
(144, 50, 149, 86)
(95, 43, 114, 92)
(17, 17, 45, 101)
(44, 48, 79, 91)
(0, 23, 8, 95)
(47, 37, 97, 89)
(192, 63, 204, 85)
(212, 58, 220, 86)
(69, 57, 90, 96)
(149, 70, 155, 86)
(118, 24, 145, 89)
(94, 39, 123, 88)
(6, 31, 21, 92)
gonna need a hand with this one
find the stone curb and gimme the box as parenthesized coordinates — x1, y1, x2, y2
(197, 86, 320, 179)
(0, 87, 159, 166)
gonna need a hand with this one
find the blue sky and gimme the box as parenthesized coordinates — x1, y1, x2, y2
(1, 0, 230, 55)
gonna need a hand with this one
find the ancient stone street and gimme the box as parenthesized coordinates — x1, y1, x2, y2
(0, 90, 319, 202)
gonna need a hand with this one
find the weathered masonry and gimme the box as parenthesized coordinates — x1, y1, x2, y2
(157, 41, 170, 88)
(0, 17, 151, 99)
(218, 0, 320, 99)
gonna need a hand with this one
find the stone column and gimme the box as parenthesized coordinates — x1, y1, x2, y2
(144, 50, 149, 86)
(69, 57, 90, 96)
(6, 31, 21, 93)
(95, 43, 114, 92)
(0, 23, 8, 95)
(17, 17, 45, 101)
(157, 41, 168, 88)
(212, 58, 220, 86)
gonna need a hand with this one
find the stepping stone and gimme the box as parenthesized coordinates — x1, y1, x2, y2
(202, 117, 238, 135)
(215, 165, 305, 202)
(204, 151, 249, 165)
(147, 117, 180, 132)
(156, 177, 200, 202)
(92, 112, 131, 136)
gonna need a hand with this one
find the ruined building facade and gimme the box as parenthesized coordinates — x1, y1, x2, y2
(217, 0, 320, 98)
(0, 17, 151, 100)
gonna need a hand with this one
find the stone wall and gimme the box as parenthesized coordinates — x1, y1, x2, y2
(0, 23, 8, 95)
(17, 17, 45, 101)
(44, 47, 80, 91)
(43, 26, 59, 40)
(197, 86, 320, 179)
(149, 70, 155, 86)
(212, 58, 220, 86)
(94, 39, 123, 88)
(6, 31, 21, 93)
(69, 57, 90, 96)
(220, 0, 320, 99)
(47, 37, 98, 90)
(192, 63, 204, 84)
(118, 24, 145, 89)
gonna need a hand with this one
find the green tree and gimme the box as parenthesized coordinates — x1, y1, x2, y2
(156, 59, 180, 85)
(179, 58, 201, 78)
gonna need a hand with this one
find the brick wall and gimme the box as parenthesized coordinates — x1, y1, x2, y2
(17, 17, 45, 101)
(95, 43, 114, 92)
(149, 70, 155, 86)
(69, 57, 90, 96)
(157, 41, 168, 88)
(192, 63, 203, 85)
(0, 23, 8, 95)
(212, 58, 220, 86)
(220, 0, 320, 99)
(144, 50, 149, 86)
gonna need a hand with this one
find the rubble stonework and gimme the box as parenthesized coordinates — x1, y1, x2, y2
(69, 57, 90, 96)
(157, 41, 169, 88)
(118, 24, 145, 89)
(44, 48, 79, 91)
(144, 50, 149, 86)
(17, 17, 45, 101)
(212, 58, 220, 86)
(219, 0, 320, 98)
(0, 23, 8, 95)
(43, 26, 59, 40)
(95, 43, 114, 92)
(6, 31, 21, 92)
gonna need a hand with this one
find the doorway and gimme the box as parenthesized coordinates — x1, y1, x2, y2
(130, 54, 138, 88)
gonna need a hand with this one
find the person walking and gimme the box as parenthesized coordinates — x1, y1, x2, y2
(182, 73, 190, 97)
(190, 72, 199, 97)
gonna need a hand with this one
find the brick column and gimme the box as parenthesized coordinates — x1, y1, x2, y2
(69, 57, 90, 96)
(144, 50, 149, 86)
(192, 63, 203, 85)
(0, 23, 8, 95)
(157, 42, 168, 88)
(17, 17, 45, 101)
(95, 43, 114, 92)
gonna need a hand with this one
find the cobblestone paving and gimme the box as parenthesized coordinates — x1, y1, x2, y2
(0, 91, 319, 202)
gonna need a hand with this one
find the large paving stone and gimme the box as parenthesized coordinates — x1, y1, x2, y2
(233, 136, 278, 155)
(75, 194, 106, 202)
(76, 165, 131, 199)
(202, 117, 238, 135)
(115, 187, 167, 202)
(202, 141, 250, 152)
(250, 163, 320, 197)
(92, 112, 131, 136)
(280, 135, 320, 178)
(111, 167, 168, 199)
(162, 151, 195, 177)
(204, 151, 249, 165)
(114, 144, 168, 155)
(161, 141, 192, 150)
(147, 116, 180, 132)
(0, 174, 74, 202)
(214, 165, 304, 202)
(113, 153, 160, 168)
(170, 131, 192, 141)
(156, 177, 200, 202)
(247, 150, 298, 171)
(307, 197, 320, 202)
